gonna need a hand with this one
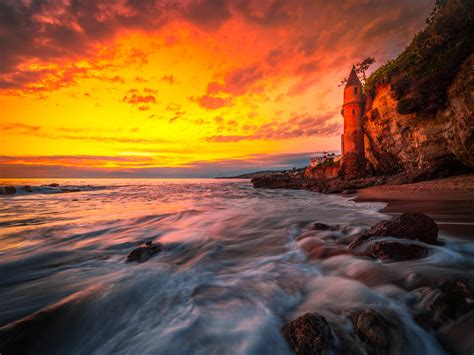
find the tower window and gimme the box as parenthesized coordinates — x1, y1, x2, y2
(354, 87, 358, 94)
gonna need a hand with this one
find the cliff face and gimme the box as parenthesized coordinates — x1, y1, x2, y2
(363, 54, 473, 176)
(304, 164, 339, 180)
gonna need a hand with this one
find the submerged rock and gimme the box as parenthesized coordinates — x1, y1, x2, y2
(311, 223, 338, 231)
(437, 310, 474, 355)
(347, 308, 403, 355)
(281, 313, 336, 355)
(412, 279, 473, 329)
(349, 213, 438, 249)
(365, 241, 428, 261)
(299, 238, 350, 260)
(60, 188, 81, 193)
(127, 241, 162, 262)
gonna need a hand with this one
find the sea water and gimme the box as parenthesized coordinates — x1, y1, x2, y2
(0, 179, 472, 354)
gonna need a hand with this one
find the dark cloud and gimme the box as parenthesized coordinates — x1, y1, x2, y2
(233, 0, 295, 26)
(183, 0, 231, 29)
(0, 0, 433, 91)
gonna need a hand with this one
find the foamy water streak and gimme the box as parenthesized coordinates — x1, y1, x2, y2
(0, 179, 472, 354)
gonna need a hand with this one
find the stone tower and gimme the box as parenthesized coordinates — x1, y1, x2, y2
(341, 65, 365, 179)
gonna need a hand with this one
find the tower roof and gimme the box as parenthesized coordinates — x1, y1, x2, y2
(345, 65, 361, 88)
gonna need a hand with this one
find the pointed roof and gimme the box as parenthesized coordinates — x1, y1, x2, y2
(345, 65, 361, 88)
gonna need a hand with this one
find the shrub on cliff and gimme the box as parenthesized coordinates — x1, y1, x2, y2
(364, 0, 473, 116)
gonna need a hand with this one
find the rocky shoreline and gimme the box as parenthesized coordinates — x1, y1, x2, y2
(282, 213, 474, 355)
(122, 212, 474, 354)
(251, 169, 474, 194)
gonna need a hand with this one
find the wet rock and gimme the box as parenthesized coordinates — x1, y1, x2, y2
(22, 185, 33, 192)
(437, 310, 474, 355)
(281, 313, 336, 355)
(3, 186, 16, 195)
(60, 188, 81, 193)
(311, 223, 338, 231)
(47, 183, 60, 187)
(349, 213, 438, 249)
(328, 320, 365, 355)
(299, 238, 350, 260)
(341, 189, 357, 195)
(127, 241, 162, 262)
(347, 308, 403, 355)
(365, 241, 428, 261)
(412, 279, 473, 329)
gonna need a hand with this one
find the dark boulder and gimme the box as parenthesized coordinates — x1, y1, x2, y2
(412, 280, 473, 329)
(3, 186, 16, 195)
(437, 311, 474, 355)
(349, 213, 438, 249)
(281, 313, 336, 355)
(22, 185, 33, 192)
(365, 241, 428, 261)
(127, 241, 162, 262)
(347, 308, 403, 355)
(311, 223, 338, 231)
(47, 183, 60, 187)
(60, 188, 81, 193)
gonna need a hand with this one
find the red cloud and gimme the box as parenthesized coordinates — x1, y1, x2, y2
(122, 94, 156, 105)
(160, 75, 176, 84)
(0, 0, 434, 95)
(207, 65, 264, 96)
(193, 95, 232, 109)
(207, 111, 340, 142)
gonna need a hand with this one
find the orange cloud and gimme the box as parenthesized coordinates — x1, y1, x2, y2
(0, 0, 435, 176)
(207, 111, 340, 142)
(193, 95, 232, 110)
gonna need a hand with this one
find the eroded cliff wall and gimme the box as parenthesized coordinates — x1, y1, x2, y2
(363, 55, 473, 176)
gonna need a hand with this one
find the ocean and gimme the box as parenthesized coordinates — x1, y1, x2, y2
(0, 179, 472, 354)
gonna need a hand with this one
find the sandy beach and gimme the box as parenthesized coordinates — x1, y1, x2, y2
(354, 173, 474, 239)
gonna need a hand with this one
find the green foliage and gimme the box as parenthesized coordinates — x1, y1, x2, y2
(340, 57, 376, 86)
(316, 158, 340, 168)
(364, 0, 473, 116)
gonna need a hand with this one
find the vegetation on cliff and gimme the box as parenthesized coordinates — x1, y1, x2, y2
(364, 0, 473, 116)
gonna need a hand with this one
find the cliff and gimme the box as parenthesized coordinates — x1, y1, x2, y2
(252, 0, 473, 192)
(363, 0, 473, 178)
(364, 54, 473, 176)
(304, 161, 340, 180)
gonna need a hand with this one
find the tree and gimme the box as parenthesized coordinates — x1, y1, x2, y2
(339, 57, 376, 86)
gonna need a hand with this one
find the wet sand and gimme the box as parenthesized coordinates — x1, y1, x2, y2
(353, 173, 474, 239)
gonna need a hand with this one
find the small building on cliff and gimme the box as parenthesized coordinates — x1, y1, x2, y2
(340, 66, 365, 179)
(308, 152, 338, 168)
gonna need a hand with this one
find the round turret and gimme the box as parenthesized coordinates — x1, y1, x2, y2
(341, 65, 365, 179)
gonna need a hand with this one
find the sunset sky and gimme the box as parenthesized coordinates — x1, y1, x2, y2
(0, 0, 434, 177)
